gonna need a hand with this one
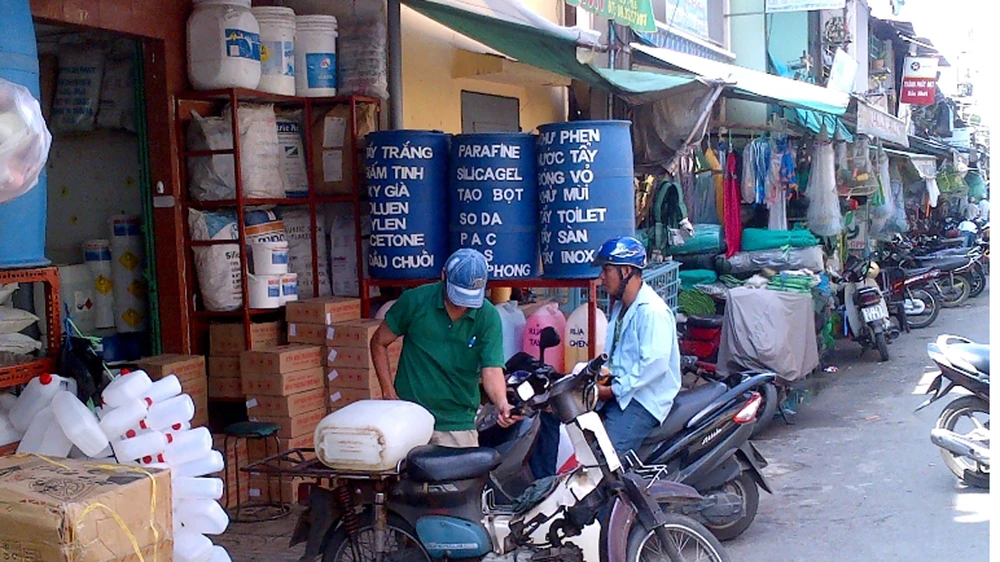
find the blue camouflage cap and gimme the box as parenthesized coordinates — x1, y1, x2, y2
(445, 248, 489, 308)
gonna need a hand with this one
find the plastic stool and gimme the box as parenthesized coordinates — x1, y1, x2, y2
(223, 421, 291, 523)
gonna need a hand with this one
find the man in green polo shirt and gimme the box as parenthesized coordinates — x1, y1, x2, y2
(370, 248, 517, 448)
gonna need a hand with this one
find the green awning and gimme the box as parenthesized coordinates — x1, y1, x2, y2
(632, 44, 851, 116)
(401, 0, 710, 101)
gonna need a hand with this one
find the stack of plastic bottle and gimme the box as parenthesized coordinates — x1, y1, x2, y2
(8, 370, 232, 562)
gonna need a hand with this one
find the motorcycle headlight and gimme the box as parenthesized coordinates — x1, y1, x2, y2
(866, 262, 881, 280)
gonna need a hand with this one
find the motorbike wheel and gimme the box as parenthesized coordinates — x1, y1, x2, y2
(873, 332, 890, 362)
(937, 276, 970, 307)
(904, 288, 939, 330)
(750, 383, 779, 438)
(936, 396, 990, 489)
(323, 511, 431, 562)
(703, 471, 760, 541)
(628, 512, 731, 562)
(968, 264, 986, 298)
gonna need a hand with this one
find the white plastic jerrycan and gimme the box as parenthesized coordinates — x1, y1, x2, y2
(51, 390, 109, 457)
(112, 429, 167, 463)
(9, 373, 66, 433)
(174, 476, 225, 501)
(496, 301, 526, 362)
(175, 498, 230, 535)
(139, 394, 195, 431)
(101, 369, 153, 408)
(522, 303, 567, 372)
(17, 406, 73, 457)
(563, 303, 608, 368)
(209, 545, 232, 562)
(0, 410, 21, 446)
(172, 449, 225, 478)
(99, 399, 149, 441)
(173, 529, 213, 562)
(150, 427, 213, 466)
(142, 374, 183, 405)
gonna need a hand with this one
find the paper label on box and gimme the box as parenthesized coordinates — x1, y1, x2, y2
(323, 116, 347, 147)
(289, 324, 297, 337)
(246, 398, 258, 409)
(249, 489, 262, 498)
(323, 150, 344, 182)
(325, 312, 332, 324)
(328, 349, 338, 362)
(327, 327, 336, 340)
(328, 369, 339, 382)
(330, 391, 342, 402)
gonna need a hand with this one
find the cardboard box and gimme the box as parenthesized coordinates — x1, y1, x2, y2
(135, 353, 205, 383)
(221, 480, 251, 509)
(286, 297, 361, 325)
(327, 342, 401, 371)
(208, 356, 241, 379)
(211, 321, 282, 357)
(241, 345, 322, 375)
(288, 322, 329, 345)
(247, 386, 327, 417)
(209, 376, 244, 399)
(183, 375, 210, 428)
(328, 387, 380, 412)
(243, 366, 324, 397)
(253, 408, 327, 439)
(248, 476, 309, 504)
(248, 433, 314, 461)
(327, 366, 384, 394)
(0, 456, 171, 562)
(326, 319, 381, 348)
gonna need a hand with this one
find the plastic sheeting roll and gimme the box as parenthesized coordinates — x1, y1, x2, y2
(108, 216, 146, 332)
(82, 239, 115, 329)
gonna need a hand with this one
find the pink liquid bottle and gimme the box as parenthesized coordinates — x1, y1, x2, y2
(521, 303, 567, 372)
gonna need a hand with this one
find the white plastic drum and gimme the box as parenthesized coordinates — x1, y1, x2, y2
(249, 241, 289, 275)
(252, 7, 296, 95)
(187, 0, 262, 90)
(248, 275, 282, 308)
(280, 272, 298, 304)
(294, 15, 338, 97)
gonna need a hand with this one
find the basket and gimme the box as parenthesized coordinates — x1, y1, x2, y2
(560, 260, 681, 314)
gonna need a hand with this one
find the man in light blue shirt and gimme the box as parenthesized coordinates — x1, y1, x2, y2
(592, 236, 682, 457)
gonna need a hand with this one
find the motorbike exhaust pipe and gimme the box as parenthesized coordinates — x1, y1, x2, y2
(930, 428, 991, 467)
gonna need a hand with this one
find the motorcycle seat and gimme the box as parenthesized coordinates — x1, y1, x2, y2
(903, 267, 935, 277)
(950, 343, 990, 376)
(405, 445, 501, 483)
(913, 256, 968, 270)
(925, 248, 970, 257)
(686, 314, 724, 329)
(641, 381, 728, 446)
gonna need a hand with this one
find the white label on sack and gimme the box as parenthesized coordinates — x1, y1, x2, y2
(328, 349, 338, 362)
(246, 398, 259, 409)
(327, 327, 336, 340)
(288, 323, 297, 337)
(323, 116, 347, 147)
(330, 391, 343, 403)
(323, 150, 344, 182)
(328, 369, 339, 382)
(249, 488, 262, 498)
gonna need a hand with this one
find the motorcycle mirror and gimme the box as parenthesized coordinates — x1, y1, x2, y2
(538, 326, 561, 359)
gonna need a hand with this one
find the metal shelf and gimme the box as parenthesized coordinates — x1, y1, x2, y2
(0, 267, 61, 392)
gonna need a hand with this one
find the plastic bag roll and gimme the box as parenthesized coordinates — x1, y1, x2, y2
(109, 216, 146, 332)
(83, 239, 116, 329)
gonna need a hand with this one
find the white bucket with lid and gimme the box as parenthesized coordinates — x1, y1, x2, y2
(249, 241, 289, 275)
(248, 274, 283, 308)
(280, 272, 298, 304)
(187, 0, 262, 90)
(252, 7, 296, 96)
(294, 15, 338, 97)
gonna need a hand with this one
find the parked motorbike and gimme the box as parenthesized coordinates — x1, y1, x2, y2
(294, 345, 732, 561)
(875, 263, 942, 330)
(888, 235, 986, 302)
(832, 256, 896, 362)
(916, 334, 990, 489)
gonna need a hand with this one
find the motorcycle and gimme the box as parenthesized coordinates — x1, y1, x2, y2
(916, 334, 990, 489)
(875, 263, 942, 331)
(482, 328, 771, 542)
(294, 347, 731, 562)
(832, 256, 896, 362)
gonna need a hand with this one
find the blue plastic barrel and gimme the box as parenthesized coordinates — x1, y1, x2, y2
(536, 121, 635, 279)
(449, 133, 538, 280)
(366, 130, 450, 279)
(0, 0, 49, 268)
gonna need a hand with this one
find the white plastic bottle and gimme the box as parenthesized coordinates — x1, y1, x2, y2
(0, 392, 18, 412)
(16, 406, 73, 457)
(209, 545, 232, 562)
(172, 449, 225, 478)
(9, 374, 63, 433)
(141, 394, 195, 430)
(101, 370, 152, 408)
(187, 0, 262, 90)
(111, 430, 167, 463)
(147, 427, 213, 466)
(173, 529, 214, 562)
(174, 476, 225, 501)
(51, 391, 109, 457)
(175, 499, 230, 535)
(98, 399, 148, 441)
(142, 375, 183, 406)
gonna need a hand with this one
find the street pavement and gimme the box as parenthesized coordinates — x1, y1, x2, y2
(727, 289, 991, 562)
(218, 291, 992, 562)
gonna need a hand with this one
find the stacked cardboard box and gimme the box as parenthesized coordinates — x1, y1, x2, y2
(286, 297, 362, 362)
(242, 345, 326, 439)
(208, 321, 282, 400)
(325, 318, 402, 413)
(136, 354, 209, 427)
(213, 434, 250, 509)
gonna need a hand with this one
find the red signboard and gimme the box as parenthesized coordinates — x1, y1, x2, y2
(900, 57, 938, 106)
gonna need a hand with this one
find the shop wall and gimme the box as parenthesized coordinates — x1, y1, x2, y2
(400, 5, 567, 132)
(727, 0, 767, 125)
(31, 0, 194, 353)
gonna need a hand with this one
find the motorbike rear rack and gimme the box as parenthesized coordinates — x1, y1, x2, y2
(242, 448, 403, 482)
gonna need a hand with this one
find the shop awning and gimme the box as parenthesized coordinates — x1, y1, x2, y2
(400, 0, 715, 102)
(631, 44, 851, 116)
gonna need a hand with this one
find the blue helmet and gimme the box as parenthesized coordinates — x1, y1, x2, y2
(592, 236, 648, 269)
